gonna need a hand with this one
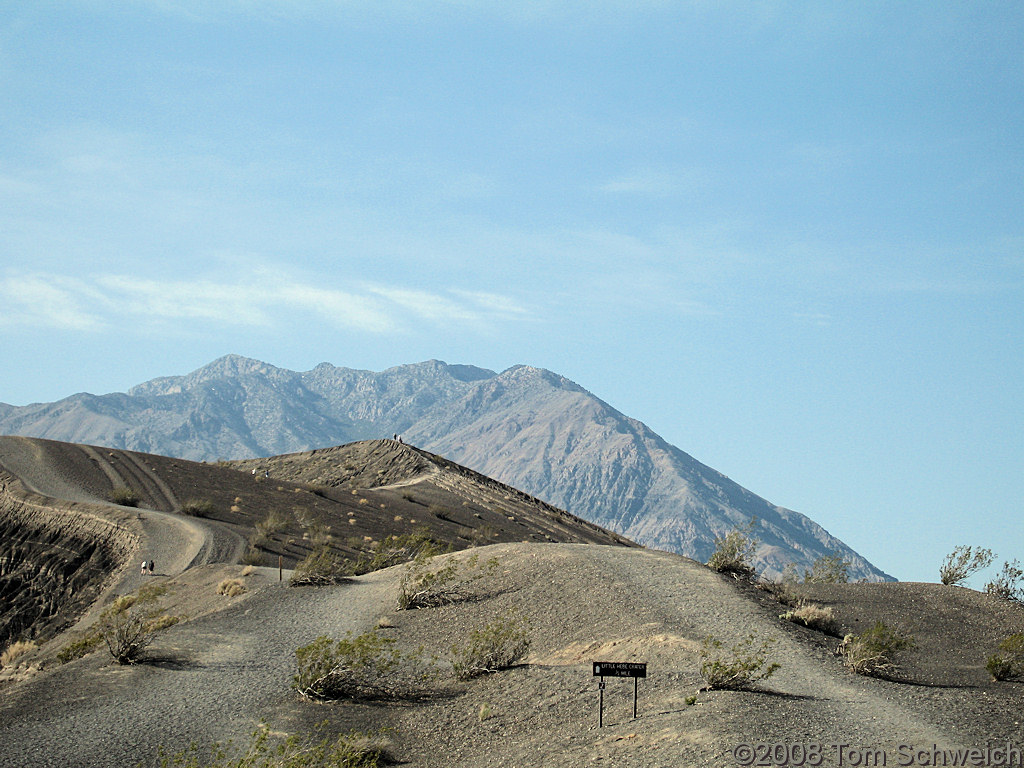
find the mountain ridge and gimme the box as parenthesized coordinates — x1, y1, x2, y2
(0, 355, 892, 580)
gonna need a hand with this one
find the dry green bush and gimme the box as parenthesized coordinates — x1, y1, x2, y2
(838, 622, 915, 677)
(149, 722, 388, 768)
(110, 485, 141, 507)
(292, 631, 428, 700)
(306, 523, 332, 547)
(451, 612, 531, 680)
(803, 554, 851, 584)
(397, 551, 497, 610)
(294, 506, 316, 528)
(180, 498, 216, 517)
(241, 544, 264, 566)
(56, 633, 101, 664)
(940, 545, 994, 586)
(218, 578, 247, 597)
(985, 559, 1023, 602)
(698, 634, 780, 690)
(780, 602, 839, 635)
(255, 510, 290, 539)
(352, 530, 444, 574)
(99, 606, 157, 664)
(290, 547, 350, 587)
(986, 633, 1024, 681)
(707, 520, 759, 579)
(0, 640, 35, 668)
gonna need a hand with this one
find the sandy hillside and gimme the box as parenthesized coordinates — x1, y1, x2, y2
(0, 436, 1022, 767)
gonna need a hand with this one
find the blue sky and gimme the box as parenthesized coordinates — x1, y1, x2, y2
(1, 2, 1021, 584)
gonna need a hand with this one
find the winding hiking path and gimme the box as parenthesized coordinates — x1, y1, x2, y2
(0, 436, 246, 592)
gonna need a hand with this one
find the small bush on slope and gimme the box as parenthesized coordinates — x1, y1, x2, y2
(148, 722, 387, 768)
(985, 559, 1024, 602)
(780, 602, 839, 635)
(110, 485, 141, 507)
(0, 640, 35, 668)
(803, 554, 851, 584)
(98, 584, 177, 664)
(217, 578, 246, 597)
(293, 631, 433, 700)
(290, 547, 350, 586)
(396, 551, 497, 610)
(56, 633, 101, 664)
(838, 622, 915, 677)
(698, 634, 780, 690)
(939, 545, 994, 586)
(706, 519, 758, 579)
(987, 633, 1024, 681)
(180, 498, 216, 517)
(451, 612, 531, 680)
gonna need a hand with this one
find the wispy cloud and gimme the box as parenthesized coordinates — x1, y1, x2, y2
(0, 269, 529, 336)
(597, 170, 681, 196)
(0, 275, 106, 331)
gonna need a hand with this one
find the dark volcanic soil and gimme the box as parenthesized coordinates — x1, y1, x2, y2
(1, 436, 1023, 767)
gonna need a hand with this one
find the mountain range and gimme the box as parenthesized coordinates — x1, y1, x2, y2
(0, 354, 891, 580)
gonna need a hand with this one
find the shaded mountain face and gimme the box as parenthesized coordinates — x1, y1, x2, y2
(0, 355, 891, 580)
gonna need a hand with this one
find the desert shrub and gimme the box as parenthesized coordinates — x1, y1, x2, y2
(56, 633, 101, 664)
(470, 525, 498, 547)
(290, 547, 350, 587)
(780, 602, 839, 635)
(218, 578, 247, 597)
(180, 498, 216, 517)
(397, 551, 497, 610)
(357, 529, 444, 573)
(137, 582, 168, 601)
(292, 631, 409, 700)
(397, 555, 460, 610)
(698, 634, 780, 690)
(940, 545, 994, 586)
(149, 722, 388, 768)
(110, 485, 141, 507)
(99, 606, 157, 664)
(144, 614, 181, 632)
(985, 560, 1023, 602)
(294, 506, 316, 527)
(307, 523, 332, 547)
(110, 593, 138, 613)
(451, 612, 531, 680)
(241, 545, 264, 566)
(707, 519, 759, 579)
(803, 554, 851, 584)
(986, 633, 1024, 681)
(0, 639, 35, 668)
(838, 621, 915, 677)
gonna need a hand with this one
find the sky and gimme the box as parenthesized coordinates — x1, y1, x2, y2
(1, 1, 1021, 584)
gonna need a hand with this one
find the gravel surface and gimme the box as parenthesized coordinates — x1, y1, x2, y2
(3, 435, 1023, 767)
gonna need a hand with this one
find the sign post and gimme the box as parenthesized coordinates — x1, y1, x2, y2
(593, 662, 647, 726)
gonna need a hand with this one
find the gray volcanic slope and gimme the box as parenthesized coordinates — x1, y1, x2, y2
(0, 355, 890, 580)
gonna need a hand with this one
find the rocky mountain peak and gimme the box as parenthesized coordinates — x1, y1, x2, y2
(0, 355, 892, 580)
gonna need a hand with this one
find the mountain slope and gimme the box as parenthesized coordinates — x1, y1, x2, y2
(0, 355, 891, 580)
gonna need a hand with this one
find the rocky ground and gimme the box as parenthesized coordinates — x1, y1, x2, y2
(0, 436, 1022, 767)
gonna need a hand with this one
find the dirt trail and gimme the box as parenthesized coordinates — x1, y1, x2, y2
(0, 541, 1002, 768)
(0, 436, 245, 592)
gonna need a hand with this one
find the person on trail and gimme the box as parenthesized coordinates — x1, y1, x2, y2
(141, 560, 148, 576)
(148, 559, 155, 574)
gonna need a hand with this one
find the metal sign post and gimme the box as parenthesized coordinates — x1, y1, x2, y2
(593, 662, 647, 727)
